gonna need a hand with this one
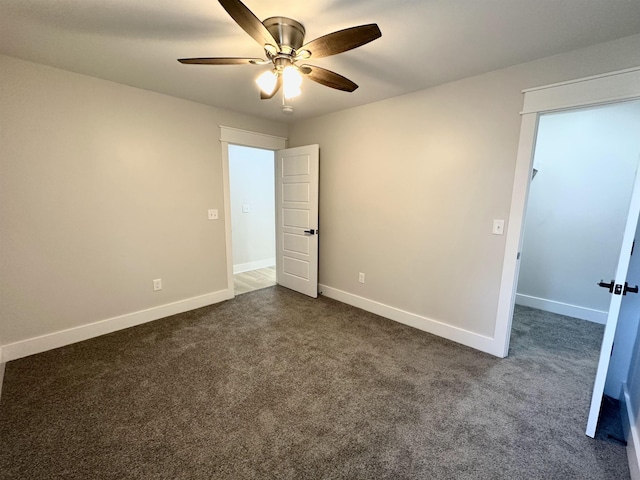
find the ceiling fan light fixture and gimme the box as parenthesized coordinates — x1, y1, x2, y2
(256, 70, 278, 95)
(282, 65, 302, 99)
(264, 44, 278, 56)
(179, 0, 382, 105)
(295, 49, 311, 60)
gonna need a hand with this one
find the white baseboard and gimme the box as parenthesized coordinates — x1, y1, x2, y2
(623, 383, 640, 480)
(515, 293, 607, 324)
(0, 289, 234, 364)
(233, 258, 276, 274)
(319, 284, 499, 357)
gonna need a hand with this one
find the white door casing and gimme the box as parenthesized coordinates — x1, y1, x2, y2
(276, 145, 319, 298)
(220, 126, 287, 295)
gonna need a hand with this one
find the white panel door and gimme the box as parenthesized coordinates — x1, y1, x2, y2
(586, 162, 640, 437)
(276, 145, 319, 298)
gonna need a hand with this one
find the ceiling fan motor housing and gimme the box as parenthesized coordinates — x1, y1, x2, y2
(263, 17, 306, 55)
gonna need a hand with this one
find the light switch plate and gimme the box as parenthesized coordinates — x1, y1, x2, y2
(208, 209, 218, 220)
(492, 219, 505, 235)
(242, 205, 250, 213)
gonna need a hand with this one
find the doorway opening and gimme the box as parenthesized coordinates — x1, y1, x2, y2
(494, 68, 640, 437)
(516, 101, 640, 324)
(228, 144, 277, 295)
(220, 127, 320, 299)
(512, 100, 640, 437)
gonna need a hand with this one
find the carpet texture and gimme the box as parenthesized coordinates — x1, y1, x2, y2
(0, 287, 630, 479)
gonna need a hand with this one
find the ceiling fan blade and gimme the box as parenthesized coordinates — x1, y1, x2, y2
(260, 75, 282, 100)
(218, 0, 278, 49)
(300, 65, 358, 92)
(178, 57, 264, 65)
(298, 24, 381, 59)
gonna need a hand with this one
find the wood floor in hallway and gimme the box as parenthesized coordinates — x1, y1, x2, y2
(234, 266, 276, 295)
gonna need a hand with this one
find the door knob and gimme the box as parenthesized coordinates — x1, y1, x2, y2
(624, 282, 639, 295)
(598, 280, 615, 293)
(303, 229, 317, 235)
(598, 280, 639, 295)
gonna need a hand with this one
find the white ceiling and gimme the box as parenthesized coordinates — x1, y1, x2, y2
(2, 0, 640, 122)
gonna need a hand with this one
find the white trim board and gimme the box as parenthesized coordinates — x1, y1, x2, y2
(319, 284, 497, 356)
(515, 294, 607, 324)
(493, 113, 539, 356)
(0, 361, 5, 402)
(233, 259, 276, 274)
(623, 383, 640, 480)
(521, 67, 640, 114)
(0, 289, 233, 363)
(221, 142, 235, 295)
(219, 126, 287, 150)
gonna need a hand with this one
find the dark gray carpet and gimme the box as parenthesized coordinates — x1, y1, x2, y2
(0, 287, 630, 479)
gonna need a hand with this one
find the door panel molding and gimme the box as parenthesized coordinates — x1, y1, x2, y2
(276, 145, 320, 298)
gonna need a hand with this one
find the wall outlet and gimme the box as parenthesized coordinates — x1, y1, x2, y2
(242, 205, 250, 213)
(492, 219, 505, 235)
(358, 272, 365, 284)
(208, 209, 219, 220)
(153, 278, 162, 291)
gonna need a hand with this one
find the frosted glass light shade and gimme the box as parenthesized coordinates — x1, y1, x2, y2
(256, 70, 278, 95)
(282, 66, 302, 99)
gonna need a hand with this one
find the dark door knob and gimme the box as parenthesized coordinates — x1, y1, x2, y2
(598, 280, 615, 293)
(597, 280, 639, 295)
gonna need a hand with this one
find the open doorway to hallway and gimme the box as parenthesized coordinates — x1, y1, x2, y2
(228, 144, 276, 295)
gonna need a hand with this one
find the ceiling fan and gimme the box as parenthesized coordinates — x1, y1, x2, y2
(178, 0, 382, 104)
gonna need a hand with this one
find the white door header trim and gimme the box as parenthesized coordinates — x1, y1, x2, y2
(219, 126, 287, 150)
(522, 66, 640, 94)
(520, 66, 640, 115)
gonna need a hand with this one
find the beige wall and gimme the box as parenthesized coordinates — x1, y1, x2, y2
(3, 33, 640, 353)
(288, 34, 640, 340)
(0, 54, 287, 346)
